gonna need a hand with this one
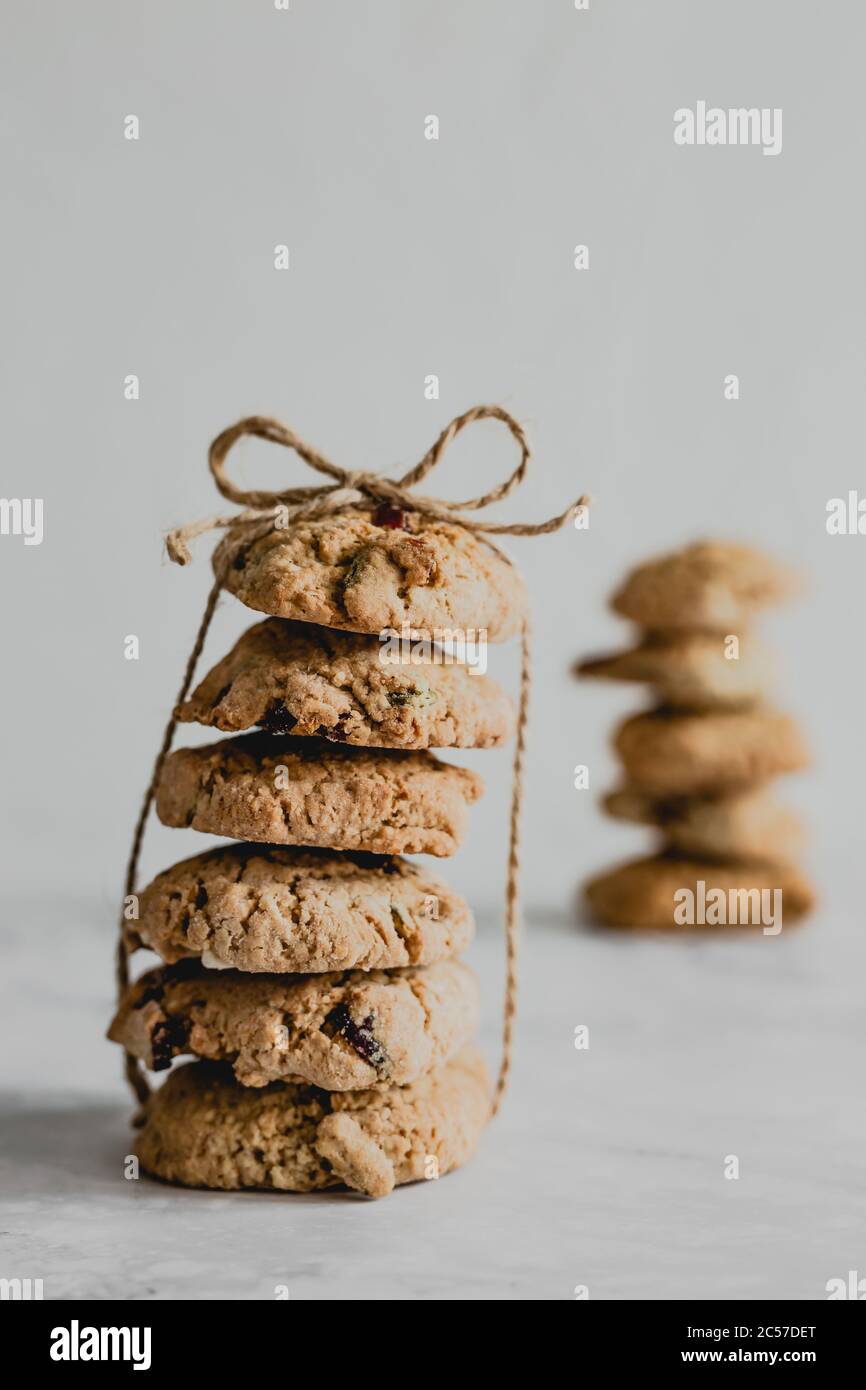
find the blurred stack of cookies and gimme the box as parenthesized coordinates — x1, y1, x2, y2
(576, 542, 815, 928)
(109, 505, 524, 1196)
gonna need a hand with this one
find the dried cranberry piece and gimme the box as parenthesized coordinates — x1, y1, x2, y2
(374, 503, 407, 530)
(259, 701, 298, 735)
(323, 1004, 388, 1071)
(149, 1016, 189, 1070)
(318, 720, 348, 742)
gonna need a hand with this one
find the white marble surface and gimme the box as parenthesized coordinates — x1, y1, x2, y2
(1, 867, 863, 1303)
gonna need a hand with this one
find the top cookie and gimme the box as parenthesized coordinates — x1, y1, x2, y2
(178, 618, 513, 749)
(611, 542, 798, 631)
(213, 509, 526, 642)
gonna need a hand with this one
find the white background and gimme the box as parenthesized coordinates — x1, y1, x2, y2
(2, 0, 864, 912)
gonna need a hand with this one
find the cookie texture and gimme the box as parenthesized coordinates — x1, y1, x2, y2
(130, 843, 473, 974)
(135, 1048, 491, 1197)
(611, 541, 798, 631)
(603, 786, 805, 862)
(585, 854, 815, 928)
(577, 631, 774, 710)
(614, 709, 808, 796)
(155, 732, 483, 856)
(214, 509, 526, 642)
(177, 617, 512, 749)
(109, 958, 479, 1090)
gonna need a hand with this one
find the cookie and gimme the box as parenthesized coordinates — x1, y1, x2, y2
(109, 958, 479, 1090)
(129, 843, 473, 973)
(213, 509, 526, 642)
(603, 786, 805, 862)
(614, 709, 808, 796)
(155, 732, 483, 856)
(611, 541, 798, 631)
(177, 617, 513, 749)
(577, 631, 774, 710)
(135, 1048, 490, 1197)
(585, 854, 815, 928)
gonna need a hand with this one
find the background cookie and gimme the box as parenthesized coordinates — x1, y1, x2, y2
(130, 843, 474, 973)
(614, 708, 808, 796)
(156, 732, 484, 856)
(577, 630, 774, 710)
(110, 958, 479, 1090)
(585, 854, 815, 928)
(178, 617, 513, 748)
(214, 509, 526, 642)
(135, 1048, 491, 1197)
(611, 541, 799, 631)
(603, 786, 805, 862)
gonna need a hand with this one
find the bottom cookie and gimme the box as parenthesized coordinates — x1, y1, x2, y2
(135, 1048, 490, 1198)
(585, 854, 814, 930)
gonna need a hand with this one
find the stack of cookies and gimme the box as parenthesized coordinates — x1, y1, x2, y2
(109, 506, 525, 1196)
(576, 542, 815, 928)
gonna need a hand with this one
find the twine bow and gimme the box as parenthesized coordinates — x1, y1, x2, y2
(119, 406, 589, 1129)
(165, 404, 588, 568)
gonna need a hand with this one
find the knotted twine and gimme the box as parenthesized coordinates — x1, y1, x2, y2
(118, 404, 589, 1118)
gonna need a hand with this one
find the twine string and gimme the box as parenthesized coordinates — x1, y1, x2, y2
(117, 566, 228, 1107)
(489, 617, 531, 1118)
(166, 405, 587, 565)
(120, 406, 589, 1119)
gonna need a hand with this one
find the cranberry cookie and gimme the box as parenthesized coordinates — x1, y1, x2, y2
(603, 785, 805, 862)
(577, 630, 774, 710)
(110, 958, 479, 1091)
(213, 509, 526, 641)
(611, 541, 798, 631)
(178, 617, 512, 749)
(614, 708, 808, 797)
(585, 854, 815, 929)
(129, 843, 473, 973)
(156, 732, 483, 856)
